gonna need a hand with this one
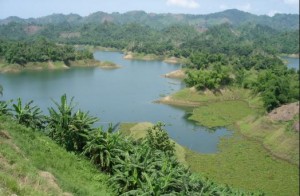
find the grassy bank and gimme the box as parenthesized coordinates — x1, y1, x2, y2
(237, 113, 299, 165)
(157, 87, 299, 195)
(186, 133, 299, 196)
(0, 115, 113, 196)
(0, 59, 119, 73)
(188, 100, 256, 128)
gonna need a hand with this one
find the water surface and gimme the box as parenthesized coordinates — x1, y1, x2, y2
(282, 57, 299, 70)
(0, 51, 231, 153)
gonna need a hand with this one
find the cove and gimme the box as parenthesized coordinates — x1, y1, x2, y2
(282, 56, 299, 70)
(0, 51, 231, 153)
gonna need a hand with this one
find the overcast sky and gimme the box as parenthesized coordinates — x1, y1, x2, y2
(0, 0, 299, 19)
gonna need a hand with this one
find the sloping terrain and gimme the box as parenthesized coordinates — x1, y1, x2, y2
(0, 115, 113, 196)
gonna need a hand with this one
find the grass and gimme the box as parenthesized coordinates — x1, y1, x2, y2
(163, 86, 299, 195)
(186, 133, 299, 196)
(170, 87, 262, 128)
(188, 100, 256, 128)
(119, 122, 188, 165)
(0, 115, 113, 196)
(119, 121, 300, 195)
(171, 87, 263, 108)
(237, 115, 299, 165)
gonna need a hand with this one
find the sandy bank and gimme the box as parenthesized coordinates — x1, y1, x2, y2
(163, 69, 186, 79)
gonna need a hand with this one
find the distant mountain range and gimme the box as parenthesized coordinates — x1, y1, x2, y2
(0, 9, 299, 30)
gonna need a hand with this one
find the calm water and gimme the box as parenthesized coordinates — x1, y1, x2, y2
(0, 51, 231, 153)
(282, 57, 299, 70)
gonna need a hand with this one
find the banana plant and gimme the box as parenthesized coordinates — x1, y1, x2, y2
(12, 98, 45, 130)
(0, 99, 12, 115)
(82, 126, 128, 173)
(47, 94, 78, 150)
(68, 110, 98, 152)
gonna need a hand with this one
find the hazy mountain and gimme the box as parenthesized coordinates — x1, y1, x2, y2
(0, 9, 298, 30)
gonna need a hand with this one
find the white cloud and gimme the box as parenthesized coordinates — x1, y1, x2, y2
(166, 0, 200, 9)
(283, 0, 299, 5)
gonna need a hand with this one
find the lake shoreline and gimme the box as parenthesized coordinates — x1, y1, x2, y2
(0, 59, 120, 73)
(156, 87, 299, 195)
(158, 87, 299, 164)
(123, 51, 185, 64)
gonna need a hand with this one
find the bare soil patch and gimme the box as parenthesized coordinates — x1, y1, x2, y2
(0, 130, 11, 139)
(163, 69, 185, 79)
(268, 102, 299, 121)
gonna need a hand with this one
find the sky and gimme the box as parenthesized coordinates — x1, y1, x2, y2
(0, 0, 299, 19)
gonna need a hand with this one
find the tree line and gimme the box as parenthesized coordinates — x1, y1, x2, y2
(0, 38, 93, 65)
(0, 21, 298, 56)
(183, 51, 299, 111)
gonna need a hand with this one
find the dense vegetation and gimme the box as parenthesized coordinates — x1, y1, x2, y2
(0, 94, 262, 195)
(184, 52, 299, 111)
(0, 9, 298, 30)
(0, 38, 93, 65)
(0, 11, 299, 56)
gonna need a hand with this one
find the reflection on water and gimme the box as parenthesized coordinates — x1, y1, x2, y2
(0, 51, 232, 153)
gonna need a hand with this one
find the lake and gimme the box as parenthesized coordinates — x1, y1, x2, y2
(282, 56, 299, 70)
(0, 51, 231, 153)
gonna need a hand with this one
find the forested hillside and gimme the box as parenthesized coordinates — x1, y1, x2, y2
(0, 9, 299, 30)
(0, 19, 299, 56)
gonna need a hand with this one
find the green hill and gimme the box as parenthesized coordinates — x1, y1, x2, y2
(0, 9, 298, 30)
(0, 115, 113, 196)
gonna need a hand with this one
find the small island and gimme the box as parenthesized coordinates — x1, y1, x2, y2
(0, 38, 119, 73)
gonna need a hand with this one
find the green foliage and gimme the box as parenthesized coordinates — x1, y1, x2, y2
(47, 94, 97, 152)
(1, 95, 262, 195)
(185, 67, 231, 90)
(189, 100, 256, 128)
(145, 122, 175, 156)
(12, 98, 45, 130)
(0, 38, 93, 65)
(0, 115, 113, 195)
(82, 126, 130, 173)
(183, 49, 298, 111)
(0, 13, 299, 58)
(0, 100, 12, 115)
(253, 69, 299, 111)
